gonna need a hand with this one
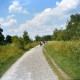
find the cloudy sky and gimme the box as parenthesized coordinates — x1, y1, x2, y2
(0, 0, 80, 39)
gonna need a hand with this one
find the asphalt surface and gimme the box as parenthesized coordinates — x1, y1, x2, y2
(0, 45, 58, 80)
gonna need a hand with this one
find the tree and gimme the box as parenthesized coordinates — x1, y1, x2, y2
(23, 31, 30, 44)
(12, 36, 25, 49)
(35, 35, 41, 41)
(42, 35, 52, 41)
(12, 35, 19, 43)
(52, 14, 80, 41)
(66, 14, 80, 40)
(52, 28, 58, 40)
(35, 35, 52, 41)
(6, 35, 12, 43)
(16, 38, 25, 49)
(0, 27, 4, 45)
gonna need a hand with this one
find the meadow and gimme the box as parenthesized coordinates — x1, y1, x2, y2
(44, 41, 80, 80)
(0, 42, 39, 77)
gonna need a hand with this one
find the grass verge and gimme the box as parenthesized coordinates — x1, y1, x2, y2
(44, 41, 80, 80)
(0, 42, 39, 78)
(43, 48, 71, 80)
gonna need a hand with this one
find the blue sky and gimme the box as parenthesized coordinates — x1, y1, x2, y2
(0, 0, 80, 39)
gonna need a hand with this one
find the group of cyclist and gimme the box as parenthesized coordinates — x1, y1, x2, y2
(40, 41, 47, 46)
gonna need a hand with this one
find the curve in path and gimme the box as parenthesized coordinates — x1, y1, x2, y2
(0, 45, 58, 80)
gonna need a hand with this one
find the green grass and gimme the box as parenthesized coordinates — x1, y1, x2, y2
(44, 41, 80, 80)
(0, 42, 39, 77)
(43, 49, 66, 80)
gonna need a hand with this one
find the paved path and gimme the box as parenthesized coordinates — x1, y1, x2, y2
(1, 45, 58, 80)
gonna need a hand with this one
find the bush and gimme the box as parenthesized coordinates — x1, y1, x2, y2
(13, 38, 25, 50)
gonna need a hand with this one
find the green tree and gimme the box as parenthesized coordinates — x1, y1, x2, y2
(12, 35, 19, 43)
(52, 14, 80, 41)
(16, 38, 25, 49)
(66, 14, 80, 40)
(23, 31, 30, 44)
(52, 28, 68, 41)
(6, 35, 12, 43)
(35, 35, 41, 41)
(42, 35, 52, 41)
(12, 36, 25, 49)
(0, 27, 4, 45)
(53, 28, 58, 40)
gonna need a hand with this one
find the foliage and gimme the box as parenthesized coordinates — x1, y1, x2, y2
(24, 41, 39, 50)
(66, 14, 80, 40)
(15, 38, 25, 49)
(0, 27, 40, 78)
(0, 27, 4, 45)
(53, 29, 68, 41)
(35, 35, 42, 41)
(44, 41, 80, 79)
(12, 35, 25, 49)
(6, 35, 12, 43)
(35, 35, 52, 41)
(0, 41, 39, 77)
(23, 31, 31, 44)
(42, 35, 52, 41)
(52, 14, 80, 41)
(12, 35, 18, 43)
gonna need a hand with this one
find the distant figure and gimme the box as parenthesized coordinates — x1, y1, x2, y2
(40, 42, 43, 46)
(43, 41, 45, 44)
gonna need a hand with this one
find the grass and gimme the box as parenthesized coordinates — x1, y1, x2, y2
(43, 49, 66, 80)
(44, 41, 80, 80)
(0, 42, 39, 77)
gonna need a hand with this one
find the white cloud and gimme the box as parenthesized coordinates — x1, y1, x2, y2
(9, 1, 29, 14)
(0, 17, 4, 24)
(44, 8, 51, 12)
(23, 10, 29, 14)
(2, 19, 17, 27)
(8, 0, 80, 39)
(7, 15, 15, 20)
(56, 0, 79, 12)
(0, 15, 17, 27)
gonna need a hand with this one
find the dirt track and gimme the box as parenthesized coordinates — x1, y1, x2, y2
(1, 45, 58, 80)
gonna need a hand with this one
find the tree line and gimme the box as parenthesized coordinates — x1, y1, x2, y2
(35, 14, 80, 41)
(53, 14, 80, 41)
(0, 14, 80, 45)
(0, 29, 33, 48)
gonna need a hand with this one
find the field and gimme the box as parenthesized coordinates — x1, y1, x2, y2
(44, 41, 80, 80)
(0, 42, 39, 77)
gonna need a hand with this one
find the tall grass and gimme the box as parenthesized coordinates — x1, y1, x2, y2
(0, 42, 39, 77)
(44, 41, 80, 79)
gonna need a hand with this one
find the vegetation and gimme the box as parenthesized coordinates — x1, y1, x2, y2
(23, 31, 32, 44)
(0, 13, 80, 79)
(43, 48, 68, 80)
(53, 14, 80, 41)
(0, 27, 4, 45)
(0, 28, 39, 77)
(44, 41, 80, 79)
(35, 35, 52, 41)
(6, 35, 12, 44)
(0, 42, 39, 77)
(43, 14, 80, 79)
(35, 14, 80, 41)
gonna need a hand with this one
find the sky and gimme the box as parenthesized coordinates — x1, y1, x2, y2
(0, 0, 80, 39)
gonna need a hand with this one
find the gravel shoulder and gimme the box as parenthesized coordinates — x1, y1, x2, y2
(0, 45, 58, 80)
